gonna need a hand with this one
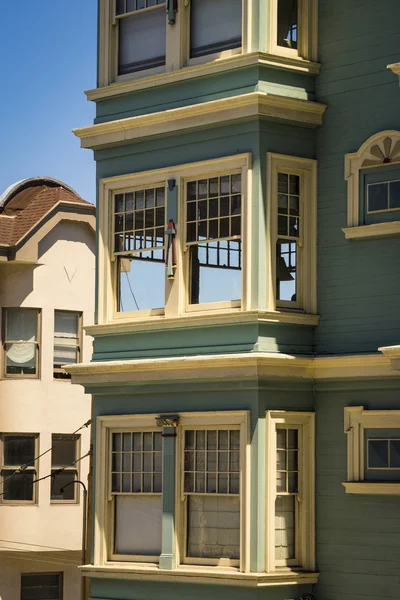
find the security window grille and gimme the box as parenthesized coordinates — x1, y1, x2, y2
(186, 174, 242, 305)
(1, 435, 37, 502)
(115, 0, 166, 75)
(276, 172, 301, 304)
(53, 311, 81, 379)
(275, 427, 298, 563)
(367, 439, 400, 470)
(114, 188, 166, 313)
(3, 309, 39, 377)
(190, 0, 242, 59)
(21, 573, 62, 600)
(111, 431, 163, 557)
(367, 180, 400, 213)
(277, 0, 298, 50)
(183, 429, 240, 562)
(51, 435, 79, 502)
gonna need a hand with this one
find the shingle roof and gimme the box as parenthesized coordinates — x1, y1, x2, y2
(0, 179, 94, 248)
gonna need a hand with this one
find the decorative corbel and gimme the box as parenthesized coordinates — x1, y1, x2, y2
(156, 415, 180, 428)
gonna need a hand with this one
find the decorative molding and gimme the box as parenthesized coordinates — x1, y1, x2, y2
(345, 130, 400, 227)
(387, 62, 400, 77)
(90, 51, 320, 102)
(343, 221, 400, 240)
(343, 482, 400, 495)
(73, 92, 326, 150)
(156, 415, 179, 427)
(379, 345, 400, 371)
(80, 563, 319, 587)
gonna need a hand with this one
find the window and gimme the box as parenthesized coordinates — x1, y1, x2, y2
(21, 573, 62, 600)
(189, 0, 242, 61)
(277, 0, 298, 51)
(266, 412, 315, 572)
(114, 186, 166, 314)
(110, 430, 163, 559)
(185, 174, 242, 307)
(51, 435, 79, 503)
(344, 131, 400, 239)
(3, 308, 40, 377)
(182, 428, 240, 565)
(268, 154, 317, 314)
(94, 411, 249, 569)
(54, 311, 81, 379)
(115, 0, 166, 76)
(1, 434, 38, 503)
(269, 0, 318, 62)
(344, 406, 400, 493)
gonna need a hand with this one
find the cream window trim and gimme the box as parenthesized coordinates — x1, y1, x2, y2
(268, 0, 318, 62)
(265, 411, 315, 573)
(94, 411, 250, 571)
(267, 153, 317, 315)
(344, 130, 400, 228)
(344, 406, 400, 494)
(98, 154, 251, 325)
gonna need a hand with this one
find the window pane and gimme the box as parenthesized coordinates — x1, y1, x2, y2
(277, 0, 298, 49)
(187, 495, 240, 559)
(115, 495, 162, 555)
(368, 440, 389, 468)
(51, 470, 76, 501)
(51, 435, 77, 467)
(118, 254, 165, 312)
(5, 309, 38, 375)
(4, 436, 35, 466)
(189, 242, 241, 304)
(389, 180, 400, 209)
(3, 471, 34, 501)
(118, 8, 166, 75)
(6, 309, 37, 342)
(54, 311, 79, 338)
(21, 573, 61, 600)
(190, 0, 242, 58)
(111, 431, 162, 494)
(390, 440, 400, 468)
(276, 240, 297, 302)
(275, 495, 295, 560)
(368, 183, 388, 212)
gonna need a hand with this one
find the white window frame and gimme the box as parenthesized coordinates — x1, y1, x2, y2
(0, 434, 39, 505)
(344, 406, 400, 495)
(268, 0, 318, 62)
(94, 411, 250, 571)
(343, 130, 400, 239)
(53, 310, 82, 379)
(265, 411, 315, 573)
(98, 154, 251, 325)
(267, 154, 317, 314)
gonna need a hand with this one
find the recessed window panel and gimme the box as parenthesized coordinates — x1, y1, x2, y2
(190, 0, 242, 59)
(277, 0, 298, 50)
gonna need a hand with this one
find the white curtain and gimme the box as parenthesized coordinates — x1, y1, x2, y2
(6, 310, 37, 366)
(115, 495, 162, 556)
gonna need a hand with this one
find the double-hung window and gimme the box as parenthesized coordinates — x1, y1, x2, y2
(53, 311, 81, 379)
(1, 434, 38, 503)
(2, 308, 40, 377)
(269, 0, 318, 62)
(51, 434, 80, 503)
(268, 154, 317, 314)
(114, 185, 166, 315)
(185, 172, 242, 308)
(115, 0, 166, 76)
(189, 0, 242, 61)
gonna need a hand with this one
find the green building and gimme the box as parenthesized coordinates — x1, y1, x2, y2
(70, 1, 400, 598)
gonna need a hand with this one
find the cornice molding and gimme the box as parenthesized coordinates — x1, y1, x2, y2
(379, 345, 400, 370)
(66, 352, 395, 387)
(73, 92, 326, 150)
(87, 52, 321, 102)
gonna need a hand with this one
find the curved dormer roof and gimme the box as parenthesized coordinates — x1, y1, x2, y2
(0, 176, 81, 213)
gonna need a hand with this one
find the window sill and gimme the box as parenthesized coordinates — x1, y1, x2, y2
(89, 52, 320, 102)
(343, 222, 400, 240)
(80, 563, 319, 587)
(343, 482, 400, 495)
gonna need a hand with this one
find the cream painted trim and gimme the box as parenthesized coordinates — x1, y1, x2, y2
(73, 93, 326, 150)
(268, 0, 318, 62)
(267, 153, 317, 314)
(265, 412, 315, 573)
(379, 345, 400, 371)
(343, 482, 400, 495)
(66, 352, 397, 387)
(344, 406, 400, 492)
(387, 62, 400, 77)
(97, 155, 251, 324)
(343, 222, 400, 240)
(344, 130, 400, 227)
(80, 563, 319, 586)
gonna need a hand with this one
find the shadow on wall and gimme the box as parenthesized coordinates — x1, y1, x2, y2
(38, 220, 96, 260)
(0, 264, 36, 306)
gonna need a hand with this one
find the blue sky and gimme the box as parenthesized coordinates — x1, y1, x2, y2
(0, 1, 97, 204)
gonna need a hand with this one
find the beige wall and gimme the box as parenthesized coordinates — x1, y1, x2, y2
(0, 220, 95, 592)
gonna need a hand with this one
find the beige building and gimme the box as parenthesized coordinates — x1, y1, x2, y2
(0, 177, 95, 600)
